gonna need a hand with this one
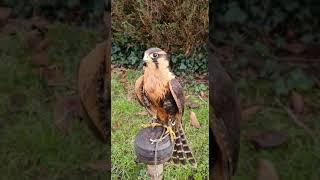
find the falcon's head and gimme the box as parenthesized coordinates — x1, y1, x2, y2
(143, 47, 169, 70)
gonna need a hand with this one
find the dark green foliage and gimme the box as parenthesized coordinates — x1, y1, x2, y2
(111, 43, 208, 75)
(214, 0, 319, 97)
(215, 0, 319, 43)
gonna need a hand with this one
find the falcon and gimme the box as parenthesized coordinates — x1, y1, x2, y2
(135, 47, 196, 165)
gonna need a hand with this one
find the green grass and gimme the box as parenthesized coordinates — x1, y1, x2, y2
(234, 83, 320, 180)
(111, 69, 209, 179)
(0, 23, 106, 179)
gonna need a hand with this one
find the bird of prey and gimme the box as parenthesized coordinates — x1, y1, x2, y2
(135, 47, 196, 166)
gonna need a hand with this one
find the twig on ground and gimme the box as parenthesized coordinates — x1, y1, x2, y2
(275, 98, 316, 143)
(198, 95, 207, 103)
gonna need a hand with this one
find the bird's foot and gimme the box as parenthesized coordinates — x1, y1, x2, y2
(141, 122, 162, 128)
(163, 125, 176, 142)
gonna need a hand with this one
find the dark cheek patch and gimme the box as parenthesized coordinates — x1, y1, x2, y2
(152, 58, 159, 68)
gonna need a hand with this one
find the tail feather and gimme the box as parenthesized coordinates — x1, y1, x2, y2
(171, 125, 196, 166)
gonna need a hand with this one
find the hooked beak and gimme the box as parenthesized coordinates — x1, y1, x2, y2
(143, 55, 149, 66)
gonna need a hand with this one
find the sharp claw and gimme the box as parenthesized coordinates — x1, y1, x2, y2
(141, 122, 162, 128)
(142, 122, 176, 143)
(162, 125, 176, 142)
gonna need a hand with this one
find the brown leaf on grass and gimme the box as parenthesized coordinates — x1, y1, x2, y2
(25, 30, 44, 49)
(241, 105, 263, 121)
(200, 91, 206, 98)
(0, 7, 11, 21)
(36, 38, 52, 51)
(119, 78, 129, 92)
(190, 111, 200, 129)
(29, 16, 50, 31)
(118, 69, 127, 79)
(54, 95, 81, 135)
(84, 160, 110, 171)
(113, 67, 127, 77)
(246, 130, 288, 149)
(282, 43, 306, 55)
(290, 91, 304, 114)
(127, 91, 136, 101)
(187, 102, 200, 109)
(32, 51, 49, 66)
(257, 159, 279, 180)
(40, 66, 64, 86)
(184, 95, 190, 102)
(9, 93, 27, 112)
(112, 121, 121, 131)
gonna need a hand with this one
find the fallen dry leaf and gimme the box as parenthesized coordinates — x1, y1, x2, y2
(40, 66, 64, 86)
(36, 38, 52, 51)
(200, 91, 206, 98)
(190, 111, 200, 129)
(184, 95, 190, 102)
(112, 121, 121, 131)
(54, 95, 81, 135)
(118, 69, 127, 79)
(246, 130, 288, 149)
(257, 159, 279, 180)
(241, 105, 263, 121)
(290, 91, 304, 114)
(29, 16, 50, 31)
(119, 78, 129, 91)
(25, 29, 44, 49)
(187, 102, 200, 109)
(282, 43, 306, 55)
(32, 51, 49, 66)
(127, 91, 136, 101)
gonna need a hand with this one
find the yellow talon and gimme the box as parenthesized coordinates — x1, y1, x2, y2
(141, 122, 162, 128)
(163, 125, 176, 142)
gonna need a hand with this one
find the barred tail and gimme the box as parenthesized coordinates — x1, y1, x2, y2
(171, 125, 197, 166)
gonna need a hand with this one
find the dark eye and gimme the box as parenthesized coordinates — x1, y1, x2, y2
(150, 53, 158, 58)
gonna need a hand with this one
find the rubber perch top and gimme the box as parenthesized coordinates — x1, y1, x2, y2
(134, 126, 174, 165)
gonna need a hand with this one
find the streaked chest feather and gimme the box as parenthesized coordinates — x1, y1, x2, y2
(143, 68, 174, 103)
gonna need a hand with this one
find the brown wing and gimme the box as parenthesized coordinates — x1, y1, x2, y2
(134, 75, 156, 116)
(168, 78, 185, 117)
(135, 75, 145, 106)
(78, 41, 109, 143)
(208, 41, 241, 179)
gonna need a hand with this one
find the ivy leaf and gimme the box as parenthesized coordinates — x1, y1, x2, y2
(128, 51, 138, 65)
(254, 41, 271, 57)
(179, 63, 187, 70)
(284, 1, 299, 12)
(260, 59, 278, 78)
(93, 0, 104, 17)
(274, 78, 288, 96)
(300, 33, 314, 44)
(287, 69, 314, 91)
(236, 78, 248, 90)
(224, 2, 247, 24)
(67, 0, 80, 8)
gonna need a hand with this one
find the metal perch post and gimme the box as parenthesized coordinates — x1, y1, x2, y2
(134, 126, 174, 180)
